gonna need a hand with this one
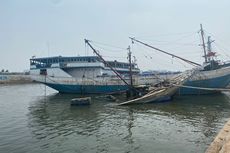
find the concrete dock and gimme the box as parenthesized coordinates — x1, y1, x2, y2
(206, 119, 230, 153)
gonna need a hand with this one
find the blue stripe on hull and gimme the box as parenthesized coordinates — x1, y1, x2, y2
(44, 83, 129, 94)
(177, 73, 230, 95)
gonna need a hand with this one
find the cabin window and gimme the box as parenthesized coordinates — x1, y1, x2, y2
(40, 69, 47, 75)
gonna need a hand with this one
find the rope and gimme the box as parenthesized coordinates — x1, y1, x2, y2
(172, 84, 230, 91)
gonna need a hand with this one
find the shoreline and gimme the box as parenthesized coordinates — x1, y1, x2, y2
(0, 74, 34, 84)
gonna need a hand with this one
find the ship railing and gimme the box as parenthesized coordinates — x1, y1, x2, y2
(30, 74, 162, 86)
(37, 75, 130, 85)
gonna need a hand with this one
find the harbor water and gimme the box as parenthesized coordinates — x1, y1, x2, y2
(1, 84, 230, 153)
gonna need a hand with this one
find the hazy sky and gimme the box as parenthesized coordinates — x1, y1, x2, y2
(1, 0, 230, 72)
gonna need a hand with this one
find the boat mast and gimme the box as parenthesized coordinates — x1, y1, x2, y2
(207, 36, 212, 52)
(127, 46, 133, 86)
(200, 24, 208, 63)
(84, 39, 134, 89)
(130, 37, 201, 66)
(207, 36, 215, 62)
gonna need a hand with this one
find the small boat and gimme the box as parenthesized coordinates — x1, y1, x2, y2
(178, 25, 230, 95)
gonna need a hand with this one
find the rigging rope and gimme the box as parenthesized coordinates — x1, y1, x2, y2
(90, 40, 127, 51)
(134, 40, 196, 69)
(135, 31, 197, 40)
(131, 37, 201, 67)
(202, 30, 230, 59)
(173, 84, 230, 91)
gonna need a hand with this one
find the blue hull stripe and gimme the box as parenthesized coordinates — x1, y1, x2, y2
(45, 82, 129, 94)
(42, 74, 230, 95)
(177, 73, 230, 95)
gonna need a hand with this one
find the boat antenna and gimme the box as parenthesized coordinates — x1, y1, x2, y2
(207, 36, 215, 62)
(129, 37, 201, 66)
(200, 24, 208, 63)
(127, 45, 133, 87)
(84, 39, 137, 92)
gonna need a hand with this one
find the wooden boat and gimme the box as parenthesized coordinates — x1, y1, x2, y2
(130, 25, 230, 95)
(118, 87, 176, 105)
(118, 69, 196, 105)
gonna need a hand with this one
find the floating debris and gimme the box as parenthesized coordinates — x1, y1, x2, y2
(95, 95, 117, 102)
(71, 97, 91, 106)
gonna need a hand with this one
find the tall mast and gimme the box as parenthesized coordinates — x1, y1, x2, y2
(130, 37, 201, 66)
(200, 24, 207, 63)
(84, 39, 135, 90)
(127, 46, 133, 86)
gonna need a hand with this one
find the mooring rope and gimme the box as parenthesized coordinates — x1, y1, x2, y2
(172, 84, 230, 91)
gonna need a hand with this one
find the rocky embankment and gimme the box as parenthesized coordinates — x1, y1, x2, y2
(206, 119, 230, 153)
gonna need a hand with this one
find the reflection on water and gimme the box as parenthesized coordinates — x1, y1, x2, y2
(1, 84, 230, 153)
(27, 90, 230, 153)
(129, 94, 230, 138)
(27, 93, 139, 153)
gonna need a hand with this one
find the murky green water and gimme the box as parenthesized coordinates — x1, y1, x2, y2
(0, 84, 230, 153)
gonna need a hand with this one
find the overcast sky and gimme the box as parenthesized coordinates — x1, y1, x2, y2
(1, 0, 230, 72)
